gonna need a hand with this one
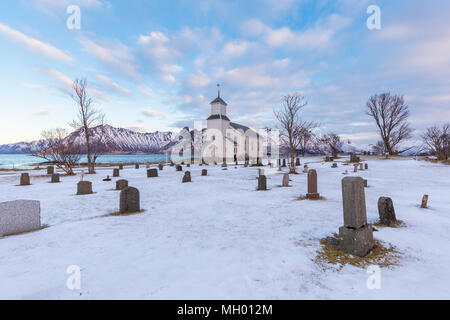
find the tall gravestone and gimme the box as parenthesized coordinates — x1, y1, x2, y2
(158, 163, 164, 170)
(51, 173, 60, 183)
(339, 177, 374, 257)
(359, 163, 364, 170)
(282, 173, 290, 187)
(378, 197, 397, 226)
(364, 163, 368, 170)
(296, 158, 300, 166)
(20, 173, 30, 186)
(147, 169, 158, 178)
(306, 169, 320, 199)
(47, 166, 54, 175)
(257, 175, 267, 190)
(113, 168, 120, 177)
(77, 181, 93, 195)
(353, 164, 358, 172)
(116, 179, 128, 190)
(201, 169, 207, 176)
(120, 187, 140, 214)
(282, 159, 286, 167)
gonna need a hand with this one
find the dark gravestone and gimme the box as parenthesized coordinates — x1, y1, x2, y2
(120, 187, 140, 214)
(158, 163, 164, 170)
(116, 179, 128, 190)
(296, 158, 300, 166)
(353, 164, 358, 172)
(182, 171, 191, 183)
(332, 163, 338, 168)
(378, 197, 397, 226)
(187, 164, 190, 168)
(20, 173, 30, 186)
(113, 168, 120, 177)
(364, 163, 368, 170)
(119, 164, 124, 170)
(77, 181, 93, 195)
(257, 175, 267, 190)
(306, 169, 320, 199)
(176, 164, 183, 172)
(135, 164, 140, 169)
(282, 159, 286, 167)
(51, 173, 60, 183)
(282, 173, 290, 187)
(201, 169, 207, 176)
(421, 195, 429, 208)
(339, 177, 374, 257)
(47, 166, 54, 175)
(147, 169, 158, 178)
(364, 179, 368, 187)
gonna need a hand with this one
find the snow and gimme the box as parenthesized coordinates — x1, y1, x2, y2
(0, 157, 449, 299)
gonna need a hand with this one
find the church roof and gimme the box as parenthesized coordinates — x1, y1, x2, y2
(210, 96, 228, 106)
(207, 114, 230, 121)
(230, 122, 260, 137)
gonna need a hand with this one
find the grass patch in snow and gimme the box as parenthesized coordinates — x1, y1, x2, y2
(103, 210, 145, 217)
(372, 220, 405, 229)
(315, 235, 402, 270)
(0, 224, 49, 239)
(297, 195, 326, 201)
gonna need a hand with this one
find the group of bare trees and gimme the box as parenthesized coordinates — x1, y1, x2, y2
(421, 123, 449, 160)
(33, 79, 110, 175)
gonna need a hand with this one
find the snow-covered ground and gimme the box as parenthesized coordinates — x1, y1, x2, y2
(0, 157, 449, 299)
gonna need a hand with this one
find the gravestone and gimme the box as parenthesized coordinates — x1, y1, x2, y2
(201, 169, 207, 176)
(146, 163, 150, 169)
(113, 168, 120, 177)
(51, 173, 60, 183)
(47, 166, 54, 175)
(120, 187, 140, 214)
(77, 181, 93, 195)
(20, 173, 30, 186)
(350, 154, 360, 163)
(325, 156, 331, 162)
(282, 173, 290, 187)
(282, 159, 286, 167)
(147, 169, 158, 178)
(363, 179, 368, 187)
(119, 164, 124, 170)
(176, 164, 183, 172)
(296, 158, 300, 166)
(182, 171, 191, 183)
(257, 175, 267, 191)
(135, 164, 140, 169)
(359, 163, 363, 170)
(378, 197, 397, 226)
(158, 163, 164, 170)
(0, 200, 40, 237)
(353, 164, 358, 172)
(332, 163, 338, 168)
(364, 163, 368, 170)
(339, 177, 374, 257)
(103, 175, 112, 181)
(306, 169, 320, 199)
(421, 195, 429, 208)
(303, 165, 308, 173)
(116, 179, 128, 190)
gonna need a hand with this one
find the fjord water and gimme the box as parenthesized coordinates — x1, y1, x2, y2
(0, 154, 174, 169)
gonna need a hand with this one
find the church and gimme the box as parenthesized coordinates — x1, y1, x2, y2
(203, 85, 265, 164)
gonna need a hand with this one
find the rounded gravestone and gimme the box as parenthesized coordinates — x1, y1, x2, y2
(182, 171, 191, 183)
(51, 173, 60, 183)
(77, 181, 93, 195)
(378, 197, 397, 226)
(201, 169, 207, 176)
(113, 168, 120, 177)
(282, 173, 290, 187)
(147, 168, 158, 178)
(120, 187, 140, 214)
(20, 173, 31, 186)
(116, 179, 128, 190)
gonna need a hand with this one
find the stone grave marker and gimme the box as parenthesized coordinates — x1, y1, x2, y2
(378, 197, 397, 226)
(0, 200, 41, 237)
(77, 181, 93, 195)
(120, 187, 140, 214)
(306, 169, 320, 199)
(116, 179, 128, 190)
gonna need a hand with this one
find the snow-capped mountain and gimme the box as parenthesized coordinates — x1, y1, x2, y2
(0, 125, 175, 154)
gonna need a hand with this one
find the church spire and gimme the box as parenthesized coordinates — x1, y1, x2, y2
(217, 83, 220, 98)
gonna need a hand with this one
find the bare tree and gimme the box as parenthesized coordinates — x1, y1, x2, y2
(274, 93, 308, 173)
(366, 93, 413, 155)
(32, 128, 81, 175)
(70, 79, 109, 173)
(421, 123, 449, 160)
(372, 140, 386, 155)
(321, 133, 342, 157)
(297, 121, 319, 157)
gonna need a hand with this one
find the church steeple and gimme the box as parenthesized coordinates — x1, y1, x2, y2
(210, 84, 228, 106)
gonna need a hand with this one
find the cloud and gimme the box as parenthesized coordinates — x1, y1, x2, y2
(138, 86, 154, 98)
(141, 109, 168, 119)
(223, 40, 250, 57)
(96, 74, 133, 98)
(79, 36, 140, 80)
(187, 70, 210, 88)
(31, 106, 58, 116)
(162, 73, 176, 84)
(0, 23, 73, 63)
(220, 65, 276, 88)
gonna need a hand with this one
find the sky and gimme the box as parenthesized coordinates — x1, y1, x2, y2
(0, 0, 449, 146)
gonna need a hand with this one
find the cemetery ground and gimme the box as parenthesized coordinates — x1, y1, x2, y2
(0, 156, 449, 299)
